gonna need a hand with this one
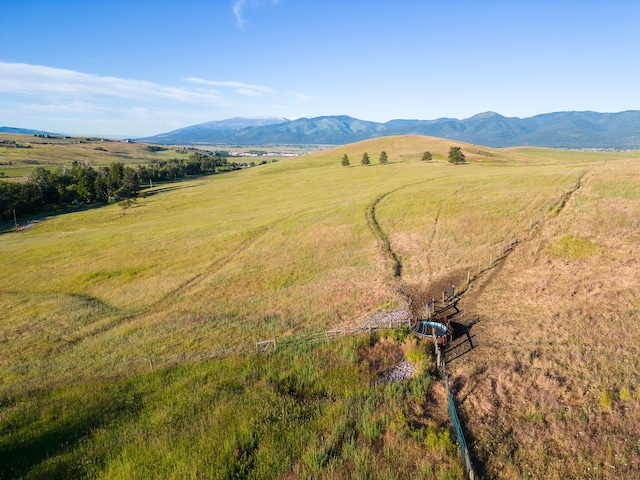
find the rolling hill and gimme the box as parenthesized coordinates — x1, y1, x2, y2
(0, 126, 60, 136)
(139, 110, 640, 149)
(1, 135, 639, 478)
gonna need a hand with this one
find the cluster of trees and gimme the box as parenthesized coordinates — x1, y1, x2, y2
(340, 151, 390, 167)
(0, 153, 231, 220)
(339, 147, 466, 166)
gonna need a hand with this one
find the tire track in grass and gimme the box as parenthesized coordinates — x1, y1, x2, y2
(461, 172, 586, 304)
(424, 186, 465, 279)
(55, 217, 289, 345)
(147, 217, 289, 312)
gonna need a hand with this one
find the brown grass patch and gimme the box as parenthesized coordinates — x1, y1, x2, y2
(447, 160, 640, 479)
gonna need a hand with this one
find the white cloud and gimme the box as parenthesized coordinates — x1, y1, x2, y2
(232, 0, 280, 29)
(185, 77, 274, 97)
(232, 0, 247, 29)
(0, 62, 229, 106)
(0, 61, 313, 136)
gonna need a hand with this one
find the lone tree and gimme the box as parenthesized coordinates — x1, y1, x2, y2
(379, 151, 388, 164)
(341, 153, 350, 167)
(448, 146, 466, 164)
(421, 151, 433, 162)
(361, 152, 370, 165)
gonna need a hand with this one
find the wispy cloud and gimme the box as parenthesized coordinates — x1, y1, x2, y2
(185, 77, 274, 97)
(0, 61, 313, 136)
(232, 0, 247, 29)
(232, 0, 280, 30)
(0, 62, 228, 106)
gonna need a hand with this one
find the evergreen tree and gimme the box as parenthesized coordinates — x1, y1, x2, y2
(341, 154, 350, 167)
(379, 151, 388, 164)
(361, 152, 370, 165)
(448, 146, 466, 164)
(421, 151, 433, 162)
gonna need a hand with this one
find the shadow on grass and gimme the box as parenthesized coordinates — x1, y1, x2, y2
(0, 386, 143, 479)
(0, 178, 206, 235)
(0, 413, 102, 479)
(140, 180, 204, 197)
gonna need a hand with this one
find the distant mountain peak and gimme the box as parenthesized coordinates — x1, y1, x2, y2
(134, 111, 640, 149)
(469, 111, 505, 120)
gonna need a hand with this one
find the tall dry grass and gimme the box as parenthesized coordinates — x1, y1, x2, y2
(448, 158, 640, 479)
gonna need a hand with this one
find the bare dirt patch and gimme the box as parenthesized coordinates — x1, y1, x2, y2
(399, 271, 467, 322)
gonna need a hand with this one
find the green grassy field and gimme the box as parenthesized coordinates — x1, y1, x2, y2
(0, 134, 193, 181)
(1, 133, 638, 478)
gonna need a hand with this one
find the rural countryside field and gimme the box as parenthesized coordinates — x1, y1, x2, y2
(1, 133, 639, 479)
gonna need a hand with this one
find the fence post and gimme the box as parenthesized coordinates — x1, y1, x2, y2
(467, 270, 471, 286)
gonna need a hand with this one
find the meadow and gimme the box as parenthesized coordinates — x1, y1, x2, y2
(1, 133, 638, 478)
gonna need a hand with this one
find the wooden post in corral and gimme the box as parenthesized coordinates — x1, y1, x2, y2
(426, 300, 435, 320)
(443, 286, 455, 304)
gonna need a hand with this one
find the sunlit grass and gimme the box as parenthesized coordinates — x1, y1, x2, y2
(0, 334, 464, 479)
(548, 234, 600, 259)
(1, 134, 635, 477)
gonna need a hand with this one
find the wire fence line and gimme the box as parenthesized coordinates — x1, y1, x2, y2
(135, 307, 413, 372)
(255, 306, 412, 353)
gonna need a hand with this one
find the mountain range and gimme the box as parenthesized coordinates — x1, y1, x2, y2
(138, 111, 640, 149)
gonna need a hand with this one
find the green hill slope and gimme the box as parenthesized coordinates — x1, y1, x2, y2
(1, 135, 638, 478)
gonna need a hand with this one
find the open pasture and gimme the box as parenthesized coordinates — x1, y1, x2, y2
(1, 134, 638, 477)
(447, 157, 640, 479)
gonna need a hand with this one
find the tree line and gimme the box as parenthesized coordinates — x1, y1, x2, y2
(0, 153, 233, 220)
(339, 147, 465, 166)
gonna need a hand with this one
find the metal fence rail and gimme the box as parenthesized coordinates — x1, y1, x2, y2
(446, 376, 475, 480)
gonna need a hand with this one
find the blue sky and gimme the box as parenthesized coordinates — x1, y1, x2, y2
(1, 0, 639, 136)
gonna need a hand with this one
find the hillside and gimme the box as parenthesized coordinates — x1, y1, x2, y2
(1, 135, 639, 478)
(139, 110, 640, 149)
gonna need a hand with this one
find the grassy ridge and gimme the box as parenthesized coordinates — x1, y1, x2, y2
(1, 138, 596, 387)
(1, 134, 636, 477)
